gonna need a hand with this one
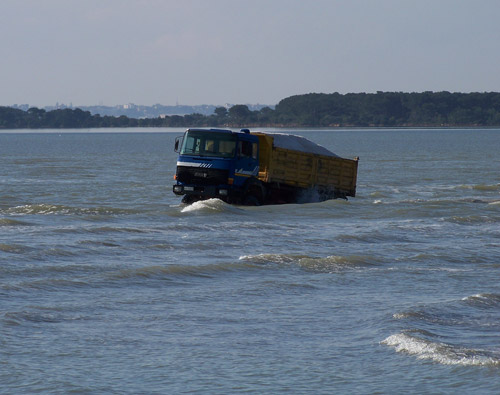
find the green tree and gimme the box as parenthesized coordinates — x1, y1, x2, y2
(228, 104, 251, 123)
(214, 107, 228, 118)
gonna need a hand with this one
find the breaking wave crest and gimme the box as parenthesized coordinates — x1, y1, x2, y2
(382, 333, 500, 366)
(181, 198, 244, 214)
(462, 293, 500, 308)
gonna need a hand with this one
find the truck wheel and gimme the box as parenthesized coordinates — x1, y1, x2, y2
(182, 195, 199, 204)
(242, 195, 261, 206)
(242, 179, 265, 206)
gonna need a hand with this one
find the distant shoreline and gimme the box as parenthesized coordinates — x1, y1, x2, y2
(3, 91, 500, 129)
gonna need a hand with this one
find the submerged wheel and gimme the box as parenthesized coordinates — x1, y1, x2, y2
(181, 195, 199, 204)
(242, 195, 261, 206)
(242, 178, 265, 206)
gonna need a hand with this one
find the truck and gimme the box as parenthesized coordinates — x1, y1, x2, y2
(173, 128, 359, 205)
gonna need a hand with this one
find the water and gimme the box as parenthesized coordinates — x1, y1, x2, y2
(1, 128, 500, 393)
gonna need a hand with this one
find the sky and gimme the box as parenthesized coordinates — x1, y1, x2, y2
(2, 0, 500, 107)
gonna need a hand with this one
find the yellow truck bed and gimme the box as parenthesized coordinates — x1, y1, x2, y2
(253, 132, 358, 197)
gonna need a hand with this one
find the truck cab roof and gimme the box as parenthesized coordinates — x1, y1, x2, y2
(186, 128, 252, 136)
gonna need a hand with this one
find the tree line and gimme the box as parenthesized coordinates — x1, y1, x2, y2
(2, 91, 500, 129)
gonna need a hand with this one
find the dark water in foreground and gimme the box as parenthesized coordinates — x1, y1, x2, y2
(1, 128, 500, 393)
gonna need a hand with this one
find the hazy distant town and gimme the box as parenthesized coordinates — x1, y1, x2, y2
(9, 103, 274, 119)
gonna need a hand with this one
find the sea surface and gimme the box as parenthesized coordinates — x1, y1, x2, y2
(1, 128, 500, 393)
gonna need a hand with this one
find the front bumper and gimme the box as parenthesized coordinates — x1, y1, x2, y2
(173, 184, 231, 199)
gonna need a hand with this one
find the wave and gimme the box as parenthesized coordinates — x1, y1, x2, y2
(108, 261, 259, 281)
(462, 293, 500, 308)
(382, 333, 500, 366)
(0, 261, 109, 284)
(180, 198, 245, 214)
(239, 253, 308, 265)
(2, 310, 66, 326)
(384, 293, 500, 366)
(2, 261, 263, 293)
(2, 306, 89, 326)
(456, 183, 500, 192)
(86, 226, 145, 234)
(3, 204, 139, 216)
(4, 278, 90, 292)
(0, 218, 32, 226)
(239, 253, 378, 272)
(368, 193, 500, 207)
(446, 214, 499, 225)
(337, 233, 412, 244)
(179, 197, 342, 215)
(369, 191, 391, 198)
(394, 294, 500, 328)
(391, 310, 452, 326)
(0, 243, 32, 254)
(76, 240, 121, 248)
(374, 198, 483, 206)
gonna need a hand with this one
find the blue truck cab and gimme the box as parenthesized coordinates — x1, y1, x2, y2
(173, 128, 261, 204)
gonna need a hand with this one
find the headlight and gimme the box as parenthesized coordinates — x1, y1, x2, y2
(173, 185, 183, 193)
(218, 189, 228, 196)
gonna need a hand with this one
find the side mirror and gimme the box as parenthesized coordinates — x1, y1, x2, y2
(174, 136, 182, 152)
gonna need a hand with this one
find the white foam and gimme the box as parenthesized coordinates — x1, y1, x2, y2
(181, 198, 227, 213)
(382, 333, 500, 366)
(462, 293, 487, 301)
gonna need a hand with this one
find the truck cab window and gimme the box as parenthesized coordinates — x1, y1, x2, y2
(219, 140, 236, 156)
(180, 131, 237, 158)
(182, 135, 200, 154)
(239, 141, 256, 158)
(204, 140, 215, 153)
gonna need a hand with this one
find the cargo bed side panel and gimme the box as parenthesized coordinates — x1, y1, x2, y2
(254, 132, 358, 197)
(317, 156, 358, 197)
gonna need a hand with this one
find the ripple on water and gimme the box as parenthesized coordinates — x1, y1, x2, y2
(3, 203, 141, 216)
(0, 218, 33, 227)
(0, 243, 32, 254)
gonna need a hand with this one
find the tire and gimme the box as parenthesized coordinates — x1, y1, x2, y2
(242, 178, 265, 206)
(181, 195, 199, 204)
(242, 195, 261, 206)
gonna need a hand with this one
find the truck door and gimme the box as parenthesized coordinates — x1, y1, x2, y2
(234, 139, 259, 185)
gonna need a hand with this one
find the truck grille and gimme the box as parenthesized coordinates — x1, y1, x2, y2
(176, 166, 229, 186)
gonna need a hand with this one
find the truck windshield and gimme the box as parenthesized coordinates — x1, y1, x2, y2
(180, 131, 237, 158)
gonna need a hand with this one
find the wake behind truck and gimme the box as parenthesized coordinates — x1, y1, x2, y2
(173, 128, 359, 205)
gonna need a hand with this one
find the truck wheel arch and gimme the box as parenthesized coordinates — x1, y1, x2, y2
(242, 178, 266, 205)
